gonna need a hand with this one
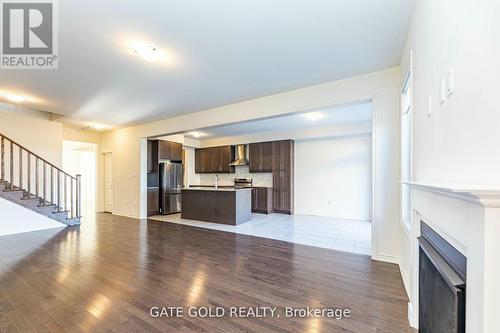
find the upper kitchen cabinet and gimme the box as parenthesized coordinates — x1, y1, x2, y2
(249, 142, 273, 173)
(272, 140, 293, 171)
(147, 140, 158, 174)
(195, 146, 235, 173)
(195, 147, 206, 173)
(217, 146, 234, 173)
(159, 140, 183, 162)
(272, 140, 294, 214)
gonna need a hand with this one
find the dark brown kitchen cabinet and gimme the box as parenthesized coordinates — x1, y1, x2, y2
(272, 140, 294, 214)
(159, 140, 182, 162)
(195, 148, 206, 173)
(249, 142, 273, 173)
(147, 187, 159, 216)
(147, 140, 159, 188)
(195, 146, 234, 173)
(251, 187, 273, 214)
(217, 146, 234, 173)
(147, 140, 158, 174)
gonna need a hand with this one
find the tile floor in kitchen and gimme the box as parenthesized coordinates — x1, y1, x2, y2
(150, 213, 371, 255)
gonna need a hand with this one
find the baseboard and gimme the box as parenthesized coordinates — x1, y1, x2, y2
(371, 253, 399, 264)
(399, 263, 411, 298)
(407, 301, 418, 328)
(111, 211, 140, 219)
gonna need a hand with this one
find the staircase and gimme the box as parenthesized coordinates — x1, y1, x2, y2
(0, 133, 81, 226)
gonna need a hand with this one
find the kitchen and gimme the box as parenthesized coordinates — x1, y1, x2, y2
(147, 138, 293, 225)
(145, 104, 373, 254)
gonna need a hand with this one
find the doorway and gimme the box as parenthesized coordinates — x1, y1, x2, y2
(62, 141, 97, 215)
(147, 101, 373, 255)
(104, 152, 113, 213)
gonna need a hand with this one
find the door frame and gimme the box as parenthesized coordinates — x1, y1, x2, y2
(103, 152, 113, 213)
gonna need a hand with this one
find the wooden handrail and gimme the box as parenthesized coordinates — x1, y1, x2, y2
(0, 133, 76, 180)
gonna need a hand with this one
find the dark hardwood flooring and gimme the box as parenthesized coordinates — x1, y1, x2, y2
(0, 213, 414, 332)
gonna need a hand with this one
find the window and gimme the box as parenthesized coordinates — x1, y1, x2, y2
(401, 52, 413, 230)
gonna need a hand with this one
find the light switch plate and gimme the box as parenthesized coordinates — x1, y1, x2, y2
(440, 79, 446, 104)
(428, 96, 432, 117)
(447, 68, 454, 97)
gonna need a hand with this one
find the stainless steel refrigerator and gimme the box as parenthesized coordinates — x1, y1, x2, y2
(159, 161, 183, 214)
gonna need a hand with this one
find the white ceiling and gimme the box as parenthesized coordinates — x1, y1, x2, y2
(187, 102, 372, 139)
(0, 0, 414, 128)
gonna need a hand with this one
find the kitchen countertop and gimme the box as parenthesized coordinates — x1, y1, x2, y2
(188, 185, 272, 189)
(183, 187, 252, 192)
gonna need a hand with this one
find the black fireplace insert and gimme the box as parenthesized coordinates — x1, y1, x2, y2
(418, 222, 466, 333)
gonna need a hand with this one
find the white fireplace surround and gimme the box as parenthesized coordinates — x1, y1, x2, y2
(401, 181, 500, 332)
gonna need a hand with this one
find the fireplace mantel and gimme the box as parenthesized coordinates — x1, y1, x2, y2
(401, 180, 500, 333)
(401, 181, 500, 208)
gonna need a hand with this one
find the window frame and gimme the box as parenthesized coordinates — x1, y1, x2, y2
(401, 51, 413, 231)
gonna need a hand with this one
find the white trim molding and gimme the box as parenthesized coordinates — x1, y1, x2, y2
(401, 181, 500, 207)
(402, 180, 500, 332)
(371, 253, 399, 265)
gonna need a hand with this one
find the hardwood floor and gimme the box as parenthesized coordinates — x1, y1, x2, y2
(0, 213, 414, 332)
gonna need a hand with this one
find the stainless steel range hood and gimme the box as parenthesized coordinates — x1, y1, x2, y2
(229, 145, 249, 166)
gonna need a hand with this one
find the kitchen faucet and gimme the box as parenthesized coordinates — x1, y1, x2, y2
(215, 175, 219, 189)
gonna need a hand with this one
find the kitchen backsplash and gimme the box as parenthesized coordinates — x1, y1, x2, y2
(198, 165, 273, 187)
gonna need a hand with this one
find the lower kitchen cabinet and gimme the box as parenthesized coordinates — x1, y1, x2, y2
(251, 187, 273, 214)
(147, 187, 159, 216)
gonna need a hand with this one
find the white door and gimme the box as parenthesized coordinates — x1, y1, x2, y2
(104, 152, 113, 213)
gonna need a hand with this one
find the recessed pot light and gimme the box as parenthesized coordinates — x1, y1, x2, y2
(133, 44, 162, 62)
(303, 112, 323, 121)
(2, 92, 27, 103)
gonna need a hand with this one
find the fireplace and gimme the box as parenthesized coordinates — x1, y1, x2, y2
(418, 222, 466, 333)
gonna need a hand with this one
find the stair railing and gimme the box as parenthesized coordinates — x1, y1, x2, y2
(0, 133, 81, 220)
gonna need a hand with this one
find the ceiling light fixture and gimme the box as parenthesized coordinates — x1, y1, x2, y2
(133, 44, 162, 62)
(304, 112, 323, 121)
(190, 132, 204, 138)
(2, 92, 27, 103)
(93, 124, 110, 130)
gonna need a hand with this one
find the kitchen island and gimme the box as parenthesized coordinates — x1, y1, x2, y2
(181, 187, 252, 225)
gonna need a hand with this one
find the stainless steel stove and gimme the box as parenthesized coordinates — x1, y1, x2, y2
(234, 178, 253, 188)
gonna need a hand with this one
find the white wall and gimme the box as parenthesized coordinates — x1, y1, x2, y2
(62, 142, 97, 204)
(399, 0, 500, 329)
(184, 147, 200, 187)
(401, 0, 500, 186)
(101, 67, 401, 262)
(0, 103, 63, 166)
(62, 126, 104, 212)
(295, 134, 372, 220)
(0, 197, 65, 236)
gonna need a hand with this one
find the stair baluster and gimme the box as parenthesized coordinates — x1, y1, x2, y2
(19, 147, 22, 192)
(1, 136, 4, 181)
(35, 157, 39, 198)
(9, 141, 13, 189)
(27, 153, 31, 198)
